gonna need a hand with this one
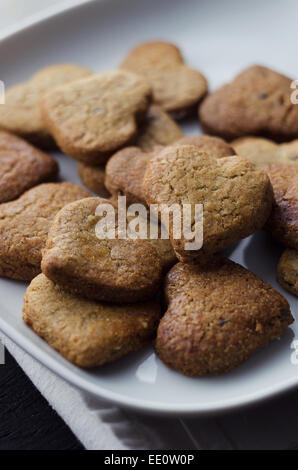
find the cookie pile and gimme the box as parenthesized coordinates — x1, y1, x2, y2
(0, 41, 296, 376)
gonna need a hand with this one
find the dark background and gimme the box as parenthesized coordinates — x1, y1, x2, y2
(0, 349, 83, 450)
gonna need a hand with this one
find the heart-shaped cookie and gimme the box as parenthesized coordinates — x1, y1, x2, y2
(233, 136, 298, 167)
(41, 197, 163, 302)
(0, 182, 90, 280)
(0, 131, 58, 202)
(23, 274, 161, 368)
(105, 135, 235, 206)
(121, 41, 207, 117)
(156, 258, 293, 376)
(41, 71, 152, 164)
(143, 145, 273, 262)
(0, 64, 91, 148)
(199, 65, 298, 141)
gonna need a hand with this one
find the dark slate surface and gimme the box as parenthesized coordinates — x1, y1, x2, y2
(0, 349, 84, 450)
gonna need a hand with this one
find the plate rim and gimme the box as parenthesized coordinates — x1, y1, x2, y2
(0, 0, 96, 42)
(0, 0, 297, 417)
(1, 308, 298, 416)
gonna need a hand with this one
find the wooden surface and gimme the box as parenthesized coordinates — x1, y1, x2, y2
(0, 349, 84, 450)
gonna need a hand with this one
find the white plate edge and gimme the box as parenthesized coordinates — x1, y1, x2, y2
(0, 0, 96, 42)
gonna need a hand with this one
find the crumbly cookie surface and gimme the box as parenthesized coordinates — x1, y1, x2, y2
(136, 105, 183, 149)
(0, 131, 58, 202)
(23, 274, 161, 368)
(277, 249, 298, 296)
(174, 134, 235, 158)
(78, 162, 109, 197)
(0, 182, 90, 281)
(41, 71, 152, 164)
(105, 136, 235, 207)
(232, 137, 298, 167)
(156, 258, 293, 376)
(266, 165, 298, 249)
(0, 64, 91, 148)
(126, 210, 177, 273)
(148, 237, 176, 273)
(121, 41, 207, 116)
(143, 145, 273, 261)
(199, 65, 298, 141)
(41, 197, 163, 302)
(105, 146, 162, 205)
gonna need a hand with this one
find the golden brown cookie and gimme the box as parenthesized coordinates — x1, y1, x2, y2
(199, 65, 298, 141)
(105, 146, 161, 205)
(121, 41, 207, 117)
(232, 137, 279, 167)
(0, 183, 90, 281)
(106, 136, 235, 206)
(277, 249, 298, 297)
(0, 64, 91, 148)
(156, 257, 293, 376)
(78, 162, 109, 197)
(266, 165, 298, 249)
(79, 105, 182, 194)
(174, 134, 235, 158)
(232, 137, 298, 167)
(276, 140, 298, 166)
(41, 197, 163, 303)
(143, 145, 273, 262)
(23, 274, 161, 368)
(126, 210, 177, 273)
(148, 237, 177, 273)
(0, 131, 58, 202)
(41, 71, 152, 164)
(136, 105, 183, 149)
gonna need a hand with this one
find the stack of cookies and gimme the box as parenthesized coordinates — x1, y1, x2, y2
(0, 42, 296, 376)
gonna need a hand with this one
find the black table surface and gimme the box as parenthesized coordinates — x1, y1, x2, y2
(0, 349, 84, 450)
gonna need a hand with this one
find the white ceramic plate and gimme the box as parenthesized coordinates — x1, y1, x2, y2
(0, 0, 297, 416)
